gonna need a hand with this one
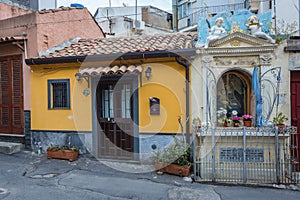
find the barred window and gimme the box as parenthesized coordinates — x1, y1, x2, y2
(48, 79, 70, 109)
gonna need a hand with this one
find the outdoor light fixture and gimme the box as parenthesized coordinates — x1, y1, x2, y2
(75, 73, 82, 81)
(82, 89, 90, 96)
(145, 66, 152, 80)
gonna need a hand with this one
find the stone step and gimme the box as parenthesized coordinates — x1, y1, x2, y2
(0, 142, 22, 154)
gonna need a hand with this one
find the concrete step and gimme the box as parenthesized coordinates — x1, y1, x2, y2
(0, 142, 22, 154)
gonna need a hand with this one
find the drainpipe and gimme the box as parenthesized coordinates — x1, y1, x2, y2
(175, 56, 190, 144)
(172, 0, 178, 31)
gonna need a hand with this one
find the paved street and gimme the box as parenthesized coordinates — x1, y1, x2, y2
(0, 152, 299, 200)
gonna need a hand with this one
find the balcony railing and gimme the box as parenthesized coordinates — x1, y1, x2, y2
(178, 2, 245, 30)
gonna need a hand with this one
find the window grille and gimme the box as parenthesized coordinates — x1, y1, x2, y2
(48, 79, 70, 109)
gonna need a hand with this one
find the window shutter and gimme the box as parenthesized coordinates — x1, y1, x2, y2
(0, 60, 10, 128)
(0, 56, 23, 134)
(11, 58, 23, 129)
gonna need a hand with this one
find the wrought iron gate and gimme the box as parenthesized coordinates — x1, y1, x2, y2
(193, 126, 299, 184)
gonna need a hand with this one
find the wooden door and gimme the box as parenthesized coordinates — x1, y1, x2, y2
(97, 77, 134, 159)
(290, 71, 300, 171)
(0, 56, 23, 134)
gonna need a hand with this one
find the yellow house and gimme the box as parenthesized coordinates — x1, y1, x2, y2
(25, 32, 197, 160)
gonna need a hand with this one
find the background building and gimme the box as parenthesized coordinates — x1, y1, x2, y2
(94, 5, 173, 37)
(1, 0, 57, 10)
(173, 0, 299, 33)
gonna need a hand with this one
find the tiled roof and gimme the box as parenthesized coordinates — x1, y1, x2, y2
(41, 32, 198, 58)
(77, 65, 143, 77)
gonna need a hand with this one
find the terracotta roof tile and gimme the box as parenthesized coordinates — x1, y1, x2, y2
(42, 32, 197, 58)
(38, 6, 82, 14)
(76, 65, 143, 77)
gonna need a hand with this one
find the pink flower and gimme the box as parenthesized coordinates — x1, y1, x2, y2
(242, 114, 253, 120)
(232, 116, 240, 121)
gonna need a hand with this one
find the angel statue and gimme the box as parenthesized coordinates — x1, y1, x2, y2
(204, 17, 226, 48)
(246, 15, 275, 43)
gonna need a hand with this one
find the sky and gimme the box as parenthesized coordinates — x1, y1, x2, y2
(57, 0, 172, 15)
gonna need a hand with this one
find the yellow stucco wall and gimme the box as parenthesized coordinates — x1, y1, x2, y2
(30, 60, 186, 133)
(30, 66, 92, 131)
(139, 62, 186, 133)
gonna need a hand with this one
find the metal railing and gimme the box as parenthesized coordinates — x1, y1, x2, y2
(178, 3, 245, 30)
(193, 126, 300, 184)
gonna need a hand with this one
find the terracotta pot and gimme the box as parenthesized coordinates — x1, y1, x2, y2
(47, 149, 78, 162)
(161, 164, 191, 177)
(243, 120, 252, 127)
(223, 120, 228, 127)
(154, 162, 168, 171)
(277, 124, 286, 132)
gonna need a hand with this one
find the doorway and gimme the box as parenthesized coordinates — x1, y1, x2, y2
(96, 76, 137, 159)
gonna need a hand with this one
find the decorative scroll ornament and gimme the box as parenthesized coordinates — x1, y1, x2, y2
(202, 56, 213, 63)
(260, 54, 272, 66)
(215, 57, 259, 66)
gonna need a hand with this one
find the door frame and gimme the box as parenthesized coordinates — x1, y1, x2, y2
(290, 71, 300, 171)
(91, 74, 139, 160)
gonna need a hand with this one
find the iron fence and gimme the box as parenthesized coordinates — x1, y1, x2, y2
(193, 126, 299, 184)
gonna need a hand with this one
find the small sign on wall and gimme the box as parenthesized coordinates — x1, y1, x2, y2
(149, 97, 160, 115)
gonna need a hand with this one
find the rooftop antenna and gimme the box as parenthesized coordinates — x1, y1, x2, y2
(100, 7, 115, 35)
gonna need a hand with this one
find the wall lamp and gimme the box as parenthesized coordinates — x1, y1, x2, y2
(75, 73, 82, 81)
(75, 73, 90, 88)
(145, 66, 152, 80)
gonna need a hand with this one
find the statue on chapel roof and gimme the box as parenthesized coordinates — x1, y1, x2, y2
(204, 17, 226, 48)
(246, 15, 275, 44)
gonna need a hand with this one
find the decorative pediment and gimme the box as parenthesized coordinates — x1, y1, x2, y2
(210, 32, 274, 48)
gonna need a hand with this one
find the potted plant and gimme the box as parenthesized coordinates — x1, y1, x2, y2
(242, 114, 253, 127)
(232, 116, 241, 127)
(273, 112, 288, 131)
(217, 108, 227, 127)
(152, 136, 191, 177)
(47, 144, 79, 162)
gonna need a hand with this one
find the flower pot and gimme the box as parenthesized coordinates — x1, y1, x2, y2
(223, 120, 228, 127)
(243, 120, 252, 127)
(233, 122, 240, 127)
(154, 162, 168, 171)
(161, 164, 191, 177)
(47, 149, 78, 162)
(277, 124, 286, 133)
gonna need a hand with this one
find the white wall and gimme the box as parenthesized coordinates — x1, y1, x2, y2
(30, 0, 56, 10)
(95, 6, 143, 22)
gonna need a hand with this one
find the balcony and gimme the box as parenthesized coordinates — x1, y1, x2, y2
(178, 3, 245, 31)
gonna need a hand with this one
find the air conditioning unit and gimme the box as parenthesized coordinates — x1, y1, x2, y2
(132, 20, 145, 30)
